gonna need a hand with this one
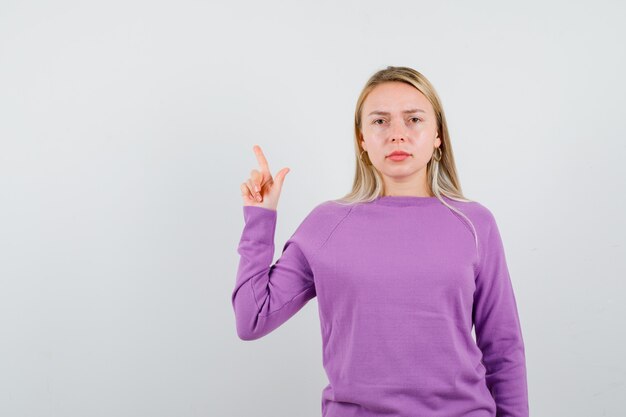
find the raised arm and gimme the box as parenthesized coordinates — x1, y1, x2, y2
(473, 212, 529, 417)
(232, 206, 316, 340)
(232, 144, 316, 340)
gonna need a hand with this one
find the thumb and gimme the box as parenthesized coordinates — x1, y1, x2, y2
(273, 167, 290, 190)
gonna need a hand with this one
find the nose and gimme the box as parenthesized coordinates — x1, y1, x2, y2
(389, 122, 407, 143)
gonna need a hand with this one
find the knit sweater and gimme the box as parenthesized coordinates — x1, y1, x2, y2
(232, 195, 528, 417)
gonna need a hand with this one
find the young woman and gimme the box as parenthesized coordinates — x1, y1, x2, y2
(233, 66, 529, 417)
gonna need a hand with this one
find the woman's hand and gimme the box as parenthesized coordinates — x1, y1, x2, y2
(240, 144, 290, 211)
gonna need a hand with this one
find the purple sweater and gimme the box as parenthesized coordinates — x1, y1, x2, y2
(232, 195, 528, 417)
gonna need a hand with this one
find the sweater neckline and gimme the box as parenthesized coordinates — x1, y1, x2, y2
(372, 195, 444, 207)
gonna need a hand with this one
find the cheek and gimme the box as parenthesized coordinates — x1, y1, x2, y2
(415, 145, 438, 165)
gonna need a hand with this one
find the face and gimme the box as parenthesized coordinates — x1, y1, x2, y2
(360, 81, 441, 190)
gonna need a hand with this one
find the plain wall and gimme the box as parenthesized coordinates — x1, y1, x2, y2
(1, 0, 625, 416)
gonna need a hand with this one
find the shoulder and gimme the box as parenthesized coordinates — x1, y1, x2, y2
(445, 197, 497, 227)
(290, 199, 356, 250)
(446, 198, 511, 266)
(298, 199, 355, 230)
(442, 197, 501, 245)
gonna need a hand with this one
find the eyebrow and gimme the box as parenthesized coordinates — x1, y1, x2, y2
(367, 109, 426, 116)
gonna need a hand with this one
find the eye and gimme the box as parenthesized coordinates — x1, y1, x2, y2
(410, 117, 421, 123)
(373, 119, 384, 125)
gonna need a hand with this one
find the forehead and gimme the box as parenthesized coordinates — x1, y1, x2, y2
(363, 81, 433, 115)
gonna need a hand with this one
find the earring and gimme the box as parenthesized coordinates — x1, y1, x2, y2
(433, 146, 442, 162)
(360, 149, 370, 165)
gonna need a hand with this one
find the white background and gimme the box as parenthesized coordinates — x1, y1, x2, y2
(1, 0, 625, 416)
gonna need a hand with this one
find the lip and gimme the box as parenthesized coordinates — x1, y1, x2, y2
(387, 150, 411, 157)
(387, 150, 411, 161)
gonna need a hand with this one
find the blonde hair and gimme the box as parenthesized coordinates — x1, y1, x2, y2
(332, 65, 479, 248)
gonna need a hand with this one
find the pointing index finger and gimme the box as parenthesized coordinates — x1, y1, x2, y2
(253, 145, 270, 174)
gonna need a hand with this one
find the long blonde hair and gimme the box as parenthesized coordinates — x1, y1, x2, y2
(333, 66, 479, 248)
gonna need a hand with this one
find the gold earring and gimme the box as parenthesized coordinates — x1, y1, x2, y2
(360, 149, 370, 164)
(433, 147, 442, 162)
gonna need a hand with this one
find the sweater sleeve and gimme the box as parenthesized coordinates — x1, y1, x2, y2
(473, 212, 529, 417)
(232, 205, 317, 341)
